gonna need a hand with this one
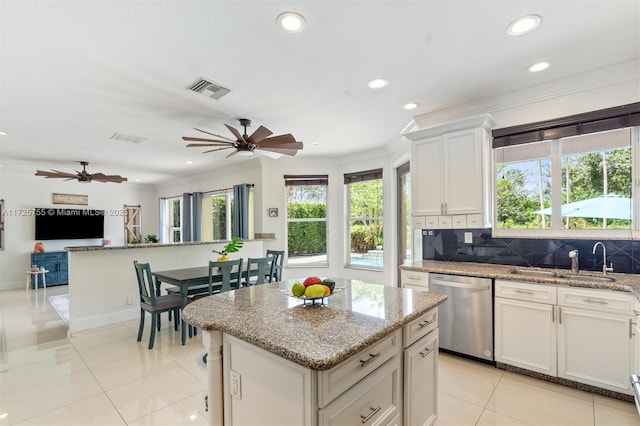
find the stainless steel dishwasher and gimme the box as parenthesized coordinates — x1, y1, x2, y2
(429, 273, 494, 361)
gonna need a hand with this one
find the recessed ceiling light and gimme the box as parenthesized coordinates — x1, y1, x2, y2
(310, 141, 319, 146)
(368, 78, 389, 89)
(135, 178, 142, 182)
(184, 160, 193, 164)
(277, 12, 306, 33)
(528, 61, 550, 72)
(507, 14, 541, 36)
(403, 102, 419, 110)
(0, 130, 7, 136)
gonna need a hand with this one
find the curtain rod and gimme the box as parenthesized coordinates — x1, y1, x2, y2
(162, 183, 254, 200)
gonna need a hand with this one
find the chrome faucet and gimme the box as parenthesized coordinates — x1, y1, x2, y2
(568, 250, 579, 274)
(592, 242, 614, 275)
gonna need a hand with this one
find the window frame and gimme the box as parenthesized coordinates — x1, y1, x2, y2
(492, 107, 640, 239)
(284, 175, 329, 268)
(208, 190, 234, 241)
(165, 196, 182, 243)
(344, 169, 384, 271)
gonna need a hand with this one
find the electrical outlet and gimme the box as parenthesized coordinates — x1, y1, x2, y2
(464, 232, 473, 244)
(230, 370, 241, 399)
(127, 295, 134, 305)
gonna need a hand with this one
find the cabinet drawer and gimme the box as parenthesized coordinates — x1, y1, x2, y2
(558, 287, 636, 315)
(319, 356, 401, 426)
(437, 216, 452, 229)
(451, 215, 467, 228)
(424, 217, 439, 228)
(403, 309, 438, 348)
(401, 270, 428, 288)
(318, 330, 401, 408)
(466, 213, 483, 228)
(412, 216, 426, 229)
(495, 280, 557, 304)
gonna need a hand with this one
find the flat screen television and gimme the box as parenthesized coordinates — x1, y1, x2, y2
(34, 208, 105, 240)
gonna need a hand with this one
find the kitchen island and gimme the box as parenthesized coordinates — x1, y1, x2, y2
(183, 278, 447, 426)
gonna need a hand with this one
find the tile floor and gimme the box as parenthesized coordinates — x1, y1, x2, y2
(1, 285, 639, 425)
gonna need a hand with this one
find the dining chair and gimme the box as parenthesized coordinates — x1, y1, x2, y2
(133, 260, 182, 349)
(244, 256, 275, 286)
(209, 258, 244, 294)
(266, 250, 285, 281)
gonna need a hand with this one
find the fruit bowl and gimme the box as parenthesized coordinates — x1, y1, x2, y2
(279, 287, 344, 305)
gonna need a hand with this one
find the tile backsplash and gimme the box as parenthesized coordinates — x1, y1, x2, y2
(422, 228, 640, 274)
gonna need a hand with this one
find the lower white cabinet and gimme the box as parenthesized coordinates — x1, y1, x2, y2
(495, 297, 557, 376)
(495, 280, 638, 395)
(401, 269, 429, 291)
(404, 329, 438, 426)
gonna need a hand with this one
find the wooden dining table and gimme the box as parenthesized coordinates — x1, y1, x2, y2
(152, 265, 249, 345)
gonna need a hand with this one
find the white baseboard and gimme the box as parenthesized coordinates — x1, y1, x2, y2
(69, 307, 139, 333)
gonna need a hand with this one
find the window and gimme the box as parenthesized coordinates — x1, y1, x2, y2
(493, 103, 639, 237)
(165, 197, 181, 243)
(285, 175, 328, 266)
(208, 191, 234, 241)
(345, 169, 383, 269)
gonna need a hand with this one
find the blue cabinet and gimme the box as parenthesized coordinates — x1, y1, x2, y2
(30, 251, 68, 288)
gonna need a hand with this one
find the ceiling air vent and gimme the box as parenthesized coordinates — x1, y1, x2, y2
(188, 78, 231, 100)
(110, 133, 146, 144)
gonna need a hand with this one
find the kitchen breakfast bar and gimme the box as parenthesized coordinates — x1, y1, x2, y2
(182, 279, 447, 426)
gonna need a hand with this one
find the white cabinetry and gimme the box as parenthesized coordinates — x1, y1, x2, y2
(401, 269, 429, 292)
(557, 287, 638, 395)
(495, 280, 557, 376)
(495, 280, 638, 395)
(404, 329, 438, 426)
(405, 115, 495, 229)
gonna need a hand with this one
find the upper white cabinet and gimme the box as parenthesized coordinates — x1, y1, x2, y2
(405, 115, 495, 229)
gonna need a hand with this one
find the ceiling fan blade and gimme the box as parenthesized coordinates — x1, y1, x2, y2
(203, 147, 235, 154)
(183, 136, 234, 144)
(247, 126, 273, 144)
(91, 173, 128, 183)
(35, 170, 77, 179)
(193, 128, 236, 142)
(225, 124, 245, 142)
(257, 147, 300, 156)
(225, 150, 238, 158)
(260, 134, 296, 145)
(186, 142, 234, 148)
(256, 141, 303, 150)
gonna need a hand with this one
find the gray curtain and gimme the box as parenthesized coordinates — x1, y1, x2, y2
(182, 193, 192, 242)
(193, 192, 203, 241)
(233, 184, 249, 239)
(158, 198, 166, 243)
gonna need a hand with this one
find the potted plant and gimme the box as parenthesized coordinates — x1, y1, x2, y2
(212, 237, 244, 261)
(145, 234, 159, 243)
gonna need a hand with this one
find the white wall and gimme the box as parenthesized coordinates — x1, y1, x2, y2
(0, 164, 157, 289)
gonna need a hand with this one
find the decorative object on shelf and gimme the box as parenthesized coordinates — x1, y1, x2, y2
(268, 207, 278, 217)
(33, 241, 45, 253)
(52, 193, 88, 205)
(212, 237, 244, 261)
(129, 238, 140, 244)
(35, 161, 127, 183)
(144, 234, 159, 243)
(184, 118, 303, 159)
(103, 239, 111, 246)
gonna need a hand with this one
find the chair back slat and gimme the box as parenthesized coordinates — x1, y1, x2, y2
(266, 250, 285, 281)
(133, 260, 156, 305)
(246, 256, 275, 285)
(209, 258, 243, 294)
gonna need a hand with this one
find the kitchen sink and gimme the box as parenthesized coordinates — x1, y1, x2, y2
(556, 274, 615, 283)
(511, 269, 558, 278)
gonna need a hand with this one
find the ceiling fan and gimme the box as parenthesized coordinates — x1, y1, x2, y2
(35, 161, 128, 183)
(183, 118, 303, 158)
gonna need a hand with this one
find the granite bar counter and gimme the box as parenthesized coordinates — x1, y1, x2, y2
(182, 279, 447, 425)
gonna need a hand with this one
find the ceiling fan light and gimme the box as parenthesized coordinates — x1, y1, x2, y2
(277, 12, 306, 33)
(236, 150, 254, 157)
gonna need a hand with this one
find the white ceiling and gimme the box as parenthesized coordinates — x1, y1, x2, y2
(1, 0, 638, 183)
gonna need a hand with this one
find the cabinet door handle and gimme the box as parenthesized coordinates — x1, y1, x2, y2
(418, 319, 435, 328)
(440, 203, 444, 214)
(419, 346, 433, 357)
(558, 307, 562, 324)
(583, 298, 608, 305)
(552, 306, 555, 323)
(514, 289, 534, 295)
(360, 406, 382, 423)
(444, 202, 448, 214)
(359, 352, 380, 367)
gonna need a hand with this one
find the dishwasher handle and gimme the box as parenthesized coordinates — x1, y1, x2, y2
(430, 279, 490, 290)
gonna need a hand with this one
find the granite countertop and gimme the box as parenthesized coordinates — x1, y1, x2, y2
(182, 278, 447, 371)
(65, 238, 274, 252)
(402, 260, 640, 300)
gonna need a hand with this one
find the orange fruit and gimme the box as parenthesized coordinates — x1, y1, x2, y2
(322, 285, 331, 296)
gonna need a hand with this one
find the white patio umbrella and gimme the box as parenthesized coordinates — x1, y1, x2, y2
(533, 194, 631, 220)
